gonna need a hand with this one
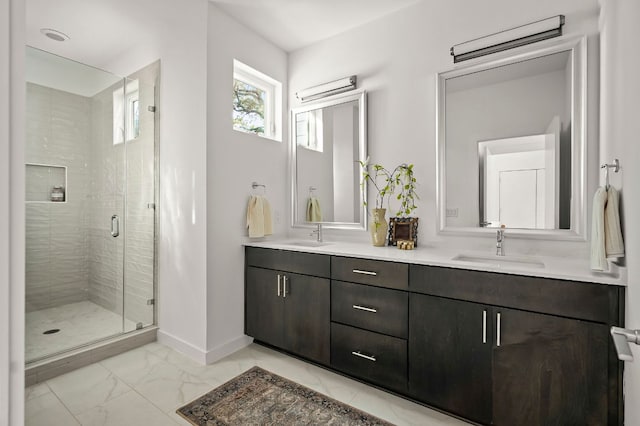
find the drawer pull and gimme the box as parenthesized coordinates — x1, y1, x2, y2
(496, 312, 501, 347)
(482, 309, 487, 344)
(351, 351, 376, 362)
(352, 304, 377, 313)
(352, 269, 377, 276)
(277, 274, 281, 297)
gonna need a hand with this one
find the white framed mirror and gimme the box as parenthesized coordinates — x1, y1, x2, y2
(291, 90, 367, 230)
(437, 36, 587, 240)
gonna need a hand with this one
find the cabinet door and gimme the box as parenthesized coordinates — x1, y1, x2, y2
(409, 294, 492, 424)
(245, 266, 284, 348)
(492, 308, 609, 426)
(282, 272, 330, 364)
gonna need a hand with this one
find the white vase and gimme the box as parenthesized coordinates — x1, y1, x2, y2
(370, 208, 388, 247)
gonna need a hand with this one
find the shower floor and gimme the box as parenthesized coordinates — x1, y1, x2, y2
(26, 301, 136, 362)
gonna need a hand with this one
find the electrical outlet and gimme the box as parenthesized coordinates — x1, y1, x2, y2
(274, 210, 281, 224)
(446, 208, 458, 218)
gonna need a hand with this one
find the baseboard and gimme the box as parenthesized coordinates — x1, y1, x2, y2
(205, 335, 253, 364)
(157, 329, 208, 364)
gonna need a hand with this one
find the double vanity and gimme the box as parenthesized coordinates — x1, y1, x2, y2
(244, 242, 624, 425)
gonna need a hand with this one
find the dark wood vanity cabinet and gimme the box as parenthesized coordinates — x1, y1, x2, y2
(245, 248, 330, 365)
(329, 257, 410, 393)
(409, 294, 493, 424)
(409, 264, 622, 426)
(245, 247, 623, 425)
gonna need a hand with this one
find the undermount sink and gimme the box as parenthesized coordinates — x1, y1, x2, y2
(287, 240, 332, 248)
(452, 253, 545, 269)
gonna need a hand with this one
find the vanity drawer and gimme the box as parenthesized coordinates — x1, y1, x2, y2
(332, 256, 408, 290)
(331, 323, 407, 392)
(409, 264, 618, 323)
(245, 247, 330, 278)
(331, 281, 408, 338)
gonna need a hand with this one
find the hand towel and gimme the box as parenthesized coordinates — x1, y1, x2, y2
(590, 187, 608, 271)
(262, 196, 273, 236)
(246, 195, 273, 238)
(605, 186, 624, 259)
(306, 197, 322, 222)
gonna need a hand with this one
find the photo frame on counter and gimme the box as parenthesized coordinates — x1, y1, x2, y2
(388, 217, 419, 247)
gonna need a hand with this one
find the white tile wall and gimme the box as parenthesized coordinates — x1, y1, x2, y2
(25, 83, 91, 312)
(26, 62, 156, 340)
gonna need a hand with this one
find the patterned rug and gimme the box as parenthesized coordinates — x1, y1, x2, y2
(176, 366, 394, 425)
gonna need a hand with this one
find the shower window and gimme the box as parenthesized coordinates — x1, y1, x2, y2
(113, 79, 140, 144)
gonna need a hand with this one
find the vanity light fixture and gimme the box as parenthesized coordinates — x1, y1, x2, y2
(450, 15, 564, 63)
(296, 76, 357, 102)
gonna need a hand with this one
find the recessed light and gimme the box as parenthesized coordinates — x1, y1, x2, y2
(40, 28, 70, 42)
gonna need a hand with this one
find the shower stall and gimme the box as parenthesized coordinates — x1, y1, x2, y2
(25, 47, 158, 365)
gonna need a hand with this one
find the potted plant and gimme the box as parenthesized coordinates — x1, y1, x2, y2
(360, 159, 419, 246)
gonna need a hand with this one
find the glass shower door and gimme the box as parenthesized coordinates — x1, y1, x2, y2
(123, 72, 157, 332)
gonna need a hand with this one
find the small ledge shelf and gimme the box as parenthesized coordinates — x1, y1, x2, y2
(25, 163, 67, 203)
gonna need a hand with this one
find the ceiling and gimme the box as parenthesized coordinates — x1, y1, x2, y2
(209, 0, 422, 52)
(26, 0, 423, 70)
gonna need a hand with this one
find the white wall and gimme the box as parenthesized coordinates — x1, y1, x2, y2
(599, 0, 640, 421)
(102, 0, 210, 359)
(206, 4, 288, 362)
(288, 0, 600, 257)
(3, 0, 25, 424)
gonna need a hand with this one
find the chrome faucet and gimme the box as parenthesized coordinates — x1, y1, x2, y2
(496, 227, 505, 256)
(311, 223, 323, 242)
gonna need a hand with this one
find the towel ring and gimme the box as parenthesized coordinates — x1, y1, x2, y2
(601, 159, 620, 190)
(251, 182, 266, 194)
(309, 186, 317, 196)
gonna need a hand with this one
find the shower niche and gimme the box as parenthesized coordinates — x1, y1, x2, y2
(25, 46, 159, 364)
(25, 163, 67, 202)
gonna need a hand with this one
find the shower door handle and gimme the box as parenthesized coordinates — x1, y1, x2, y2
(111, 215, 120, 237)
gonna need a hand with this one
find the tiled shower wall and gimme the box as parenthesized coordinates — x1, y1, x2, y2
(26, 61, 157, 328)
(25, 83, 91, 312)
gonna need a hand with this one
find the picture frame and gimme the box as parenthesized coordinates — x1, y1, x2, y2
(388, 217, 419, 247)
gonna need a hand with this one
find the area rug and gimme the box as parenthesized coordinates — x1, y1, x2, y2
(176, 366, 394, 425)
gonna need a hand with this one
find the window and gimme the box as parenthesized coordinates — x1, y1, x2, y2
(233, 59, 282, 141)
(113, 79, 140, 145)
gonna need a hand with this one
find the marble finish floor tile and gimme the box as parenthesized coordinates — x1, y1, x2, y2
(26, 300, 136, 362)
(26, 341, 471, 425)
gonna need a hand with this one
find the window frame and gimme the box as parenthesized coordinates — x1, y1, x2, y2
(233, 59, 282, 141)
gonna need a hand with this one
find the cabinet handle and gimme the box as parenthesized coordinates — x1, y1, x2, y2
(352, 269, 377, 276)
(353, 304, 377, 313)
(111, 215, 120, 237)
(277, 274, 281, 297)
(496, 312, 501, 347)
(351, 351, 376, 362)
(283, 275, 287, 298)
(482, 310, 487, 344)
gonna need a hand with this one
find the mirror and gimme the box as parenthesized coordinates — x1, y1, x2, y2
(437, 37, 587, 239)
(291, 90, 367, 229)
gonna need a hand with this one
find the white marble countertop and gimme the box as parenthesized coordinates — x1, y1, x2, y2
(244, 239, 627, 286)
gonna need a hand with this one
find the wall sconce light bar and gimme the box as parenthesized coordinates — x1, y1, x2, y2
(451, 15, 565, 63)
(296, 76, 357, 102)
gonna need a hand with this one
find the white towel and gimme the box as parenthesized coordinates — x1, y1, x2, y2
(590, 187, 608, 271)
(246, 195, 273, 238)
(306, 197, 322, 222)
(605, 187, 625, 259)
